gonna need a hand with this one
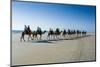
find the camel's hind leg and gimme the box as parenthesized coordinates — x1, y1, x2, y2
(47, 35, 50, 40)
(28, 35, 30, 41)
(20, 36, 25, 42)
(40, 35, 42, 40)
(20, 36, 22, 42)
(28, 34, 33, 41)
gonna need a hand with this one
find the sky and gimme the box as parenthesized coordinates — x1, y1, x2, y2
(12, 1, 96, 32)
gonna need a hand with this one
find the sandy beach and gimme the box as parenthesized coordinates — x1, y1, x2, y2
(12, 32, 96, 66)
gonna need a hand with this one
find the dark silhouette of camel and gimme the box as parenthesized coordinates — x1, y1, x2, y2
(32, 27, 47, 40)
(47, 28, 87, 40)
(20, 25, 87, 42)
(47, 28, 62, 40)
(54, 28, 62, 39)
(62, 29, 67, 38)
(20, 25, 33, 42)
(47, 28, 54, 40)
(82, 30, 87, 36)
(32, 31, 37, 40)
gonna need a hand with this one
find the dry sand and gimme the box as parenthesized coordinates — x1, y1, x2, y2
(12, 32, 96, 66)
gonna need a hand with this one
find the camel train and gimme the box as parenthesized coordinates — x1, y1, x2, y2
(20, 25, 87, 42)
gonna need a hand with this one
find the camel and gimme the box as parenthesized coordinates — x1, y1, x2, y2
(47, 28, 62, 40)
(54, 28, 62, 39)
(20, 25, 87, 41)
(76, 30, 81, 37)
(20, 28, 33, 42)
(62, 29, 67, 39)
(31, 27, 47, 40)
(32, 31, 38, 40)
(47, 29, 55, 40)
(82, 31, 87, 36)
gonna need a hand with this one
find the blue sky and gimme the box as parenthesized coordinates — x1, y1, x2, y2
(12, 1, 96, 32)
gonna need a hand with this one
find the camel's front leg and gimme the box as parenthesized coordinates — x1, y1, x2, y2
(28, 35, 30, 41)
(40, 35, 42, 40)
(20, 36, 25, 42)
(20, 34, 25, 42)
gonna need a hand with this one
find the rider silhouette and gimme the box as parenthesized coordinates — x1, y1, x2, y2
(24, 25, 28, 32)
(24, 25, 31, 33)
(27, 25, 31, 32)
(37, 26, 41, 31)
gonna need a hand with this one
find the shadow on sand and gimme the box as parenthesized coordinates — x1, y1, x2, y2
(66, 35, 92, 40)
(29, 35, 92, 43)
(35, 40, 53, 43)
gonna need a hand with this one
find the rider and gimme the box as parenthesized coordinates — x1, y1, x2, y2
(27, 25, 31, 32)
(24, 25, 28, 32)
(37, 26, 41, 31)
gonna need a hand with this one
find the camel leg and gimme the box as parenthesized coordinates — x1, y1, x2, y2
(48, 35, 51, 40)
(20, 36, 25, 42)
(49, 35, 50, 40)
(54, 35, 55, 39)
(29, 35, 32, 40)
(49, 35, 51, 40)
(30, 35, 33, 40)
(36, 35, 38, 40)
(20, 32, 25, 42)
(40, 35, 42, 40)
(22, 35, 25, 42)
(34, 35, 36, 40)
(32, 36, 34, 40)
(47, 35, 49, 40)
(28, 35, 31, 41)
(63, 35, 64, 39)
(20, 36, 22, 42)
(28, 36, 29, 41)
(33, 35, 35, 40)
(23, 37, 25, 41)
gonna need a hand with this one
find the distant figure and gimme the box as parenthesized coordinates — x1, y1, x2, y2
(27, 25, 31, 33)
(55, 28, 61, 39)
(24, 25, 28, 32)
(37, 26, 41, 32)
(82, 30, 87, 36)
(32, 31, 38, 40)
(47, 28, 54, 39)
(62, 29, 67, 38)
(31, 26, 47, 40)
(36, 26, 42, 39)
(68, 29, 71, 35)
(73, 30, 76, 34)
(76, 30, 81, 37)
(20, 25, 32, 42)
